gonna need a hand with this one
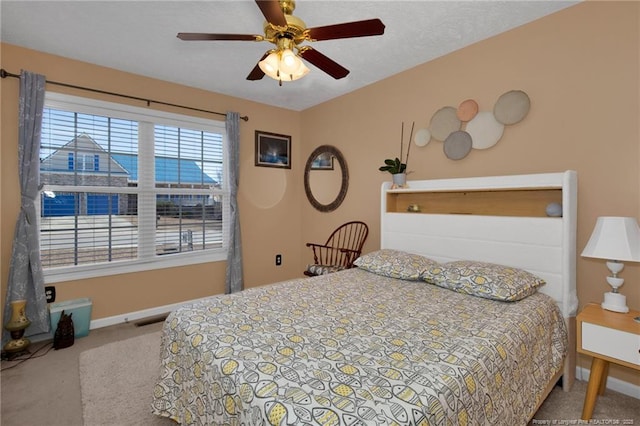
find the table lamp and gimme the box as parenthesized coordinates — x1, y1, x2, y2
(581, 216, 640, 313)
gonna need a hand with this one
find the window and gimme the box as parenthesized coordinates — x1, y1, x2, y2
(40, 93, 228, 283)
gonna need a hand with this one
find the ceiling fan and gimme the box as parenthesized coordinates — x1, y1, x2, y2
(177, 0, 385, 84)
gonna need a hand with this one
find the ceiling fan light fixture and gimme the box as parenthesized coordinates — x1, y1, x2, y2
(259, 49, 309, 84)
(292, 58, 310, 78)
(280, 49, 299, 73)
(178, 0, 386, 83)
(258, 51, 280, 77)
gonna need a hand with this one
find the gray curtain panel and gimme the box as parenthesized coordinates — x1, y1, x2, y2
(225, 112, 243, 294)
(2, 70, 49, 344)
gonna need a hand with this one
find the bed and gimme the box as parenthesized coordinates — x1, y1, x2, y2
(152, 171, 578, 425)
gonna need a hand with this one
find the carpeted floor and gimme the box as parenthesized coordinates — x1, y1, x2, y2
(79, 331, 174, 426)
(534, 380, 639, 423)
(1, 321, 165, 426)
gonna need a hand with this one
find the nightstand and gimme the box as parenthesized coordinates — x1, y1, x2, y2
(576, 303, 640, 420)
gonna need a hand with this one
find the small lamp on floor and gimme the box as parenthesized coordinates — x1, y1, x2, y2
(581, 216, 640, 313)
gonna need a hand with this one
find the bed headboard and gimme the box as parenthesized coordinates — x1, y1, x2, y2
(381, 171, 578, 318)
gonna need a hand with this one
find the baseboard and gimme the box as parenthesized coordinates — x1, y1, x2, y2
(576, 366, 640, 399)
(26, 296, 211, 344)
(89, 296, 211, 330)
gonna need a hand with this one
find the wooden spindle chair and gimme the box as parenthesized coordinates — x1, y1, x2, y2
(304, 221, 369, 276)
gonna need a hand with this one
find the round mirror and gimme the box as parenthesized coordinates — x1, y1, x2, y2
(304, 145, 348, 212)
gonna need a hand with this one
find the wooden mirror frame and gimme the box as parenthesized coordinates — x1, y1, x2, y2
(304, 145, 349, 212)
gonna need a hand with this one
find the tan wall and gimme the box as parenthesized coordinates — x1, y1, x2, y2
(1, 43, 304, 320)
(301, 2, 639, 387)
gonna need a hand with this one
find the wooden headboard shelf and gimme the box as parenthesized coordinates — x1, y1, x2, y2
(386, 188, 563, 217)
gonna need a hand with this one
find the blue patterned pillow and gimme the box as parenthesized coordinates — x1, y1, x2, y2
(424, 260, 545, 301)
(354, 249, 439, 281)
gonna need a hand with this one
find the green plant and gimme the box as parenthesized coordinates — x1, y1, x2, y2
(378, 157, 406, 174)
(379, 121, 415, 175)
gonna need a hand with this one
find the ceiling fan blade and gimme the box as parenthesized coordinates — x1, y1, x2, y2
(300, 48, 349, 80)
(255, 0, 287, 27)
(247, 53, 269, 81)
(177, 33, 259, 41)
(307, 18, 385, 41)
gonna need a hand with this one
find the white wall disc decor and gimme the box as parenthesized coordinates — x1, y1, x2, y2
(414, 128, 431, 147)
(465, 111, 505, 149)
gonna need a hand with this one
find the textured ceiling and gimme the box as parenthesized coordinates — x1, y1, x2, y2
(1, 1, 577, 111)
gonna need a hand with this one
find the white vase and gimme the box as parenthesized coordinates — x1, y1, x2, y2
(392, 173, 407, 187)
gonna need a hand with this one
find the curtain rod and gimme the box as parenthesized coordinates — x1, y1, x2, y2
(0, 68, 248, 122)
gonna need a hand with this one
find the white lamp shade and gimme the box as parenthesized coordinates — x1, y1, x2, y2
(279, 49, 299, 74)
(259, 49, 310, 82)
(581, 216, 640, 262)
(281, 59, 309, 81)
(258, 52, 280, 79)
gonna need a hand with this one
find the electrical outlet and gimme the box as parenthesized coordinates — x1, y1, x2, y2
(275, 254, 282, 266)
(45, 286, 56, 303)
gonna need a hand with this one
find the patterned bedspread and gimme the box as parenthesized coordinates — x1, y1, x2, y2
(152, 268, 567, 425)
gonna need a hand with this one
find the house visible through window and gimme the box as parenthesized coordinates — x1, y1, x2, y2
(40, 93, 228, 282)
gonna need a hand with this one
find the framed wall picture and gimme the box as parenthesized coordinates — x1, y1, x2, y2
(255, 131, 291, 169)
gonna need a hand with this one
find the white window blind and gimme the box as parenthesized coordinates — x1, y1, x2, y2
(40, 93, 228, 282)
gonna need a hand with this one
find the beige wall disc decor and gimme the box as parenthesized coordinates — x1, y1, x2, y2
(456, 99, 479, 122)
(429, 106, 461, 141)
(466, 111, 505, 150)
(443, 130, 473, 160)
(493, 90, 530, 125)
